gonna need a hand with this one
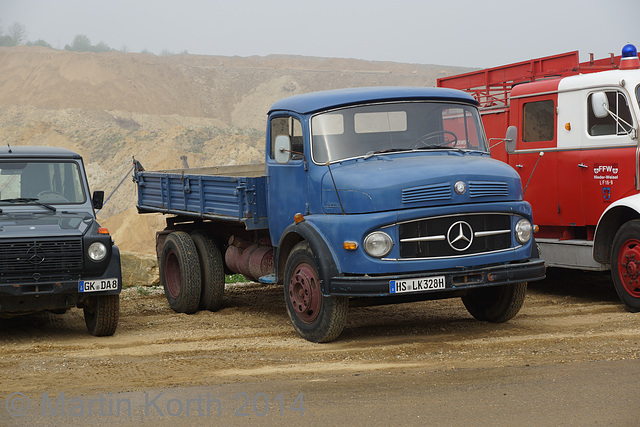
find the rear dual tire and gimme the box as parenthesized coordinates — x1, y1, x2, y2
(190, 231, 225, 311)
(160, 231, 201, 314)
(160, 230, 225, 314)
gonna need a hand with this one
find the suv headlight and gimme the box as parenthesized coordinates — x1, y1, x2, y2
(88, 241, 108, 261)
(363, 231, 393, 258)
(515, 218, 532, 244)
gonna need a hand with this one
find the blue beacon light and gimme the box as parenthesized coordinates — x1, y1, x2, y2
(620, 44, 639, 69)
(622, 44, 637, 58)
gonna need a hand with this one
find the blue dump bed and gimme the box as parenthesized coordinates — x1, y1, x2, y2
(134, 163, 268, 230)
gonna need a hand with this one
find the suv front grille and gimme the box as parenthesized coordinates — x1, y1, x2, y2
(399, 213, 512, 259)
(0, 238, 83, 284)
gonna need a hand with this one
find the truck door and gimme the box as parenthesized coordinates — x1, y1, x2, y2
(266, 115, 308, 246)
(580, 89, 637, 226)
(512, 97, 562, 226)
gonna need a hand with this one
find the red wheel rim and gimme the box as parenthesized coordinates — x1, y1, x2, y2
(288, 263, 321, 324)
(617, 238, 640, 298)
(164, 250, 181, 299)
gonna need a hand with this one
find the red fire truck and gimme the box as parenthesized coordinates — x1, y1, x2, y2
(438, 44, 640, 311)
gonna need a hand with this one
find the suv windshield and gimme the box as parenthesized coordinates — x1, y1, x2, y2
(311, 101, 487, 163)
(0, 161, 86, 204)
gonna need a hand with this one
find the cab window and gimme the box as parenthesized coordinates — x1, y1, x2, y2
(587, 91, 633, 136)
(270, 116, 303, 160)
(523, 100, 555, 142)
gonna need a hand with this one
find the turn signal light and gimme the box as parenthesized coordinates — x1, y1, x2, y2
(98, 227, 110, 235)
(343, 241, 358, 250)
(294, 213, 305, 224)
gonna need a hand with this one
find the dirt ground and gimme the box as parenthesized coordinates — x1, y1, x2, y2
(1, 269, 638, 400)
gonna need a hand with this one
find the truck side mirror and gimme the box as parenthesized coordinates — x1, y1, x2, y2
(505, 126, 517, 154)
(591, 92, 610, 119)
(92, 191, 104, 210)
(274, 135, 291, 164)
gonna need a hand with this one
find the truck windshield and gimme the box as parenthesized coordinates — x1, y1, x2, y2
(0, 161, 86, 204)
(311, 101, 487, 163)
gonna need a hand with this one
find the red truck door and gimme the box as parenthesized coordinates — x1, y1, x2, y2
(556, 85, 638, 228)
(510, 94, 562, 227)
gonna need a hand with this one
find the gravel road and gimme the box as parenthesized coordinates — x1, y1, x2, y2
(1, 269, 638, 425)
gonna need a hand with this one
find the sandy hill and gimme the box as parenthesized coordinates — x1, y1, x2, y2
(0, 46, 472, 254)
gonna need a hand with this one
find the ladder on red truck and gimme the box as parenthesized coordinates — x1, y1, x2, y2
(437, 51, 624, 109)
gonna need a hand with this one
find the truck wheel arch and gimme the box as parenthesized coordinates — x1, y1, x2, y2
(276, 222, 340, 295)
(594, 205, 640, 264)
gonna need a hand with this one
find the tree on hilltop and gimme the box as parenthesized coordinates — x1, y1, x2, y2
(26, 39, 53, 48)
(65, 34, 113, 53)
(65, 34, 92, 51)
(8, 23, 27, 45)
(0, 22, 27, 46)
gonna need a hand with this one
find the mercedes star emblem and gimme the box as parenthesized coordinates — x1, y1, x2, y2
(26, 244, 46, 265)
(447, 221, 474, 251)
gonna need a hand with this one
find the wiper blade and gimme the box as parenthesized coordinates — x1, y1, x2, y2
(0, 198, 57, 212)
(414, 145, 464, 152)
(363, 148, 409, 159)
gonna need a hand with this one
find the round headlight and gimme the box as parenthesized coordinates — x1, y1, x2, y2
(88, 241, 108, 261)
(515, 218, 532, 244)
(363, 231, 393, 258)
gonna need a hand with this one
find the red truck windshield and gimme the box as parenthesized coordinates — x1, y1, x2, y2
(310, 101, 488, 163)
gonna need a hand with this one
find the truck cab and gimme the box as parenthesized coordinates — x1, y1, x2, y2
(0, 146, 122, 336)
(439, 43, 640, 311)
(265, 87, 545, 340)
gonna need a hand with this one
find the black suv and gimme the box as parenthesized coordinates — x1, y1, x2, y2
(0, 146, 121, 336)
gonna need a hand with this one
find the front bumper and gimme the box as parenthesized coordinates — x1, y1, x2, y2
(0, 278, 121, 313)
(0, 248, 122, 313)
(327, 258, 545, 297)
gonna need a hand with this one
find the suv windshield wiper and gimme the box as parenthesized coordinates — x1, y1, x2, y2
(0, 198, 57, 212)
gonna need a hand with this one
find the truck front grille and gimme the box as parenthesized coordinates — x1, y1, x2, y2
(402, 182, 451, 203)
(0, 238, 83, 284)
(398, 213, 512, 259)
(468, 181, 509, 198)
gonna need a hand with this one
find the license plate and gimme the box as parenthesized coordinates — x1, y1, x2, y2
(79, 279, 119, 292)
(390, 276, 446, 294)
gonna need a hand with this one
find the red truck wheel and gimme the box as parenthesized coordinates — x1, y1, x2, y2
(461, 282, 527, 323)
(284, 242, 348, 342)
(611, 220, 640, 312)
(160, 231, 201, 314)
(190, 230, 225, 311)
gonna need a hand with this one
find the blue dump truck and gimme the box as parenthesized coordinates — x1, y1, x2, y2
(0, 146, 122, 336)
(134, 87, 545, 342)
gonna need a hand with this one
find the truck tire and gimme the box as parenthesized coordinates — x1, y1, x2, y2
(284, 242, 348, 343)
(461, 282, 527, 323)
(190, 230, 225, 311)
(160, 231, 201, 314)
(610, 220, 640, 312)
(84, 294, 119, 336)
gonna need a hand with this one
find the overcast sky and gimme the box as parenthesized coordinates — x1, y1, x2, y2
(1, 0, 639, 68)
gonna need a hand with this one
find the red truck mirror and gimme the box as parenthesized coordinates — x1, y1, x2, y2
(591, 92, 610, 119)
(505, 126, 517, 154)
